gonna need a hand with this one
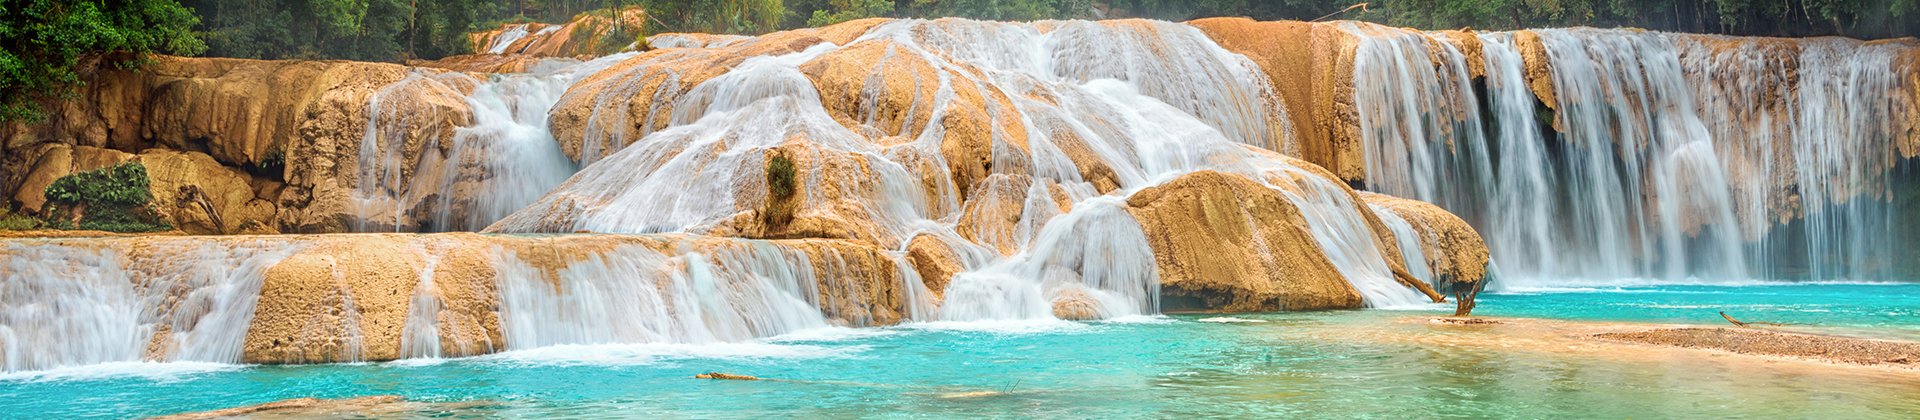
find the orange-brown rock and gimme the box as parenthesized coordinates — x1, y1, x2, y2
(469, 9, 647, 58)
(8, 144, 133, 212)
(647, 33, 754, 49)
(545, 19, 896, 164)
(800, 37, 1035, 201)
(1359, 192, 1490, 314)
(151, 396, 411, 420)
(138, 149, 280, 234)
(1049, 287, 1103, 320)
(1188, 18, 1368, 182)
(1125, 170, 1363, 311)
(905, 233, 965, 299)
(408, 53, 557, 73)
(1512, 30, 1558, 114)
(1, 55, 477, 234)
(699, 145, 907, 249)
(0, 232, 912, 364)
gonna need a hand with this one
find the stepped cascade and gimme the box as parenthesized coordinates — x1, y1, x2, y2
(3, 15, 1915, 376)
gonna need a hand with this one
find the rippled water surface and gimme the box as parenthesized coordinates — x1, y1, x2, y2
(5, 285, 1919, 418)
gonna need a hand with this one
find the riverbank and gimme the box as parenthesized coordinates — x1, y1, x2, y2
(1395, 316, 1920, 375)
(8, 301, 1910, 418)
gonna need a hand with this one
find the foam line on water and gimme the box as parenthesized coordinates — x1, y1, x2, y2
(0, 361, 244, 384)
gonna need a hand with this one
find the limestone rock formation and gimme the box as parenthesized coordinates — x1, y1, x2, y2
(544, 18, 891, 163)
(469, 9, 647, 58)
(1359, 192, 1491, 313)
(409, 54, 559, 73)
(0, 55, 477, 234)
(1125, 170, 1364, 311)
(1188, 18, 1367, 182)
(0, 232, 913, 365)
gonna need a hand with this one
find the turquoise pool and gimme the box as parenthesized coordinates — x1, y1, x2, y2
(5, 284, 1918, 418)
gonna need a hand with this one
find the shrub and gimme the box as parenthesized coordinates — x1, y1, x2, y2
(43, 162, 174, 233)
(767, 155, 797, 200)
(763, 154, 799, 228)
(0, 207, 39, 230)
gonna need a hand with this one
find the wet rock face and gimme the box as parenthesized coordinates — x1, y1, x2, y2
(469, 9, 647, 58)
(0, 233, 912, 366)
(1126, 170, 1364, 311)
(1359, 192, 1490, 314)
(1, 56, 476, 234)
(1187, 18, 1367, 182)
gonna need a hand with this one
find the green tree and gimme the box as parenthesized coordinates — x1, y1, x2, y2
(0, 0, 205, 122)
(640, 0, 785, 34)
(187, 0, 495, 61)
(807, 0, 893, 26)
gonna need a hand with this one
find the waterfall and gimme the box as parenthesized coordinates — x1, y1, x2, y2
(486, 24, 532, 54)
(941, 197, 1159, 320)
(354, 54, 636, 232)
(1352, 27, 1916, 285)
(0, 240, 297, 372)
(493, 18, 1436, 318)
(484, 24, 562, 54)
(494, 243, 831, 348)
(1371, 204, 1435, 285)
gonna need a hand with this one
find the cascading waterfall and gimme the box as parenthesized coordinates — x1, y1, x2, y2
(354, 53, 636, 232)
(0, 241, 297, 372)
(493, 18, 1429, 317)
(1371, 204, 1435, 285)
(1353, 26, 1915, 286)
(941, 197, 1159, 320)
(46, 17, 1910, 372)
(494, 243, 831, 348)
(485, 24, 562, 54)
(0, 235, 906, 371)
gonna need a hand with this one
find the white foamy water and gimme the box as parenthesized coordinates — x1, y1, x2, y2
(490, 18, 1435, 318)
(1349, 26, 1917, 288)
(1195, 317, 1269, 324)
(0, 240, 297, 373)
(494, 242, 835, 349)
(354, 53, 638, 232)
(479, 342, 863, 367)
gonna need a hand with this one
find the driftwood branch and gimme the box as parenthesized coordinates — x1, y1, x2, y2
(1720, 311, 1795, 327)
(1390, 267, 1446, 303)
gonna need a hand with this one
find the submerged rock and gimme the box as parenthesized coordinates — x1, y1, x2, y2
(151, 396, 409, 419)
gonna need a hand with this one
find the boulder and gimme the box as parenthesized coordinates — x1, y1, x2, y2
(1125, 170, 1363, 311)
(1359, 192, 1491, 315)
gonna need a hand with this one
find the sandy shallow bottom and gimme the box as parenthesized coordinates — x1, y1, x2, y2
(128, 313, 1920, 419)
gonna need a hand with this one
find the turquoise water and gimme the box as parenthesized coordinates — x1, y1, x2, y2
(5, 285, 1919, 418)
(1480, 283, 1920, 339)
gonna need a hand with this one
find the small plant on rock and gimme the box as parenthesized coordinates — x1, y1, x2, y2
(763, 154, 799, 228)
(43, 162, 173, 233)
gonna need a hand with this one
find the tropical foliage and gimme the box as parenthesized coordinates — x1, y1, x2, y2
(0, 0, 204, 122)
(42, 162, 173, 233)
